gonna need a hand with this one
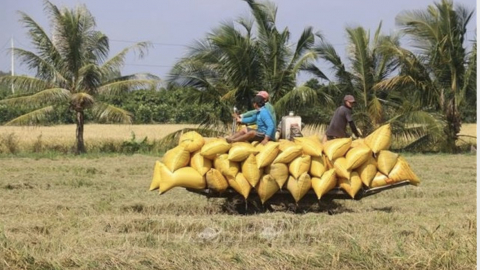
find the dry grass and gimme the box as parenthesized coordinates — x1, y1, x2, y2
(0, 153, 476, 269)
(0, 123, 475, 154)
(457, 123, 477, 145)
(0, 123, 197, 144)
(0, 124, 198, 153)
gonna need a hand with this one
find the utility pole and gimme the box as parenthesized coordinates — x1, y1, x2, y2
(11, 37, 15, 94)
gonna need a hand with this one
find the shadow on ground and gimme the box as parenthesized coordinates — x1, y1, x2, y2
(220, 195, 354, 215)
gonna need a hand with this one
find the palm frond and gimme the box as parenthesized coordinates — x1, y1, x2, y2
(274, 85, 318, 116)
(18, 9, 61, 67)
(100, 42, 152, 77)
(5, 106, 55, 125)
(298, 61, 329, 81)
(0, 75, 51, 95)
(13, 48, 68, 84)
(97, 77, 158, 96)
(91, 102, 133, 124)
(367, 96, 383, 127)
(291, 26, 315, 63)
(71, 92, 95, 110)
(0, 88, 70, 108)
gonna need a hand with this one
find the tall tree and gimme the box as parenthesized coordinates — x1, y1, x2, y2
(383, 0, 475, 152)
(0, 1, 158, 154)
(315, 23, 403, 135)
(168, 0, 330, 128)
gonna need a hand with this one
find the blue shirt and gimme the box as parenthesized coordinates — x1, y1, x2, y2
(242, 107, 276, 139)
(241, 102, 277, 127)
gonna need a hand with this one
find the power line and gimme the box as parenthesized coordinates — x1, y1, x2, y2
(0, 39, 10, 51)
(109, 39, 187, 47)
(125, 63, 171, 68)
(110, 38, 349, 47)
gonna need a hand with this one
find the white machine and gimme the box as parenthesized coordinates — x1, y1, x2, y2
(280, 111, 302, 140)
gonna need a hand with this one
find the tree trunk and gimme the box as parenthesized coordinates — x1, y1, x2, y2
(75, 110, 86, 154)
(444, 99, 460, 153)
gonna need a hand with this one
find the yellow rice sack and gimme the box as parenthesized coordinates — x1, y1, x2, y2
(294, 135, 323, 157)
(190, 150, 212, 176)
(256, 141, 280, 168)
(228, 142, 259, 162)
(345, 145, 372, 170)
(388, 156, 420, 185)
(200, 138, 232, 159)
(311, 169, 337, 200)
(159, 166, 206, 194)
(310, 155, 326, 178)
(149, 160, 163, 191)
(278, 139, 296, 151)
(289, 154, 311, 179)
(371, 171, 395, 188)
(376, 150, 398, 175)
(206, 168, 229, 192)
(273, 144, 303, 164)
(365, 124, 392, 153)
(287, 173, 312, 203)
(333, 157, 350, 179)
(265, 163, 289, 189)
(241, 154, 263, 187)
(251, 141, 260, 147)
(350, 138, 366, 149)
(323, 137, 352, 160)
(179, 131, 205, 152)
(162, 146, 190, 172)
(338, 172, 362, 199)
(256, 174, 279, 204)
(324, 156, 334, 170)
(214, 154, 239, 178)
(227, 173, 251, 199)
(254, 142, 264, 152)
(355, 155, 377, 187)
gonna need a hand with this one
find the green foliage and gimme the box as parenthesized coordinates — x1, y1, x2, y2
(0, 2, 157, 154)
(121, 132, 152, 154)
(168, 0, 329, 128)
(391, 0, 476, 152)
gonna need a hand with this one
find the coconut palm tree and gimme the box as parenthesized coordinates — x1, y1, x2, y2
(168, 0, 330, 128)
(380, 0, 475, 152)
(314, 23, 405, 135)
(0, 1, 158, 154)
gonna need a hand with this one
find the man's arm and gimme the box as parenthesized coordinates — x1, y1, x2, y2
(349, 121, 361, 138)
(241, 113, 257, 125)
(241, 109, 257, 119)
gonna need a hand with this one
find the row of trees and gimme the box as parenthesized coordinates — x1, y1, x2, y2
(0, 0, 476, 154)
(0, 86, 217, 125)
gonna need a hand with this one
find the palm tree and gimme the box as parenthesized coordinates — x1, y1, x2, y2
(168, 0, 330, 128)
(382, 0, 475, 152)
(314, 23, 403, 135)
(0, 1, 158, 154)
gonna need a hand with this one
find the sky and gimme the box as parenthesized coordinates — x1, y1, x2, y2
(0, 0, 477, 84)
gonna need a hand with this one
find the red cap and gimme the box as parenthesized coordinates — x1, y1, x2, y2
(257, 90, 269, 99)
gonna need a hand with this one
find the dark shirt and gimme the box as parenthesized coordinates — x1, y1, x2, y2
(326, 105, 355, 138)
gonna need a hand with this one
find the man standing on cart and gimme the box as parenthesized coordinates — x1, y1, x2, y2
(324, 94, 361, 142)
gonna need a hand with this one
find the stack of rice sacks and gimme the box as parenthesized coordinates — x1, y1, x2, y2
(149, 124, 420, 204)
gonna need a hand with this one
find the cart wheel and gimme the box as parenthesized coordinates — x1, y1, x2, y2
(221, 195, 266, 215)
